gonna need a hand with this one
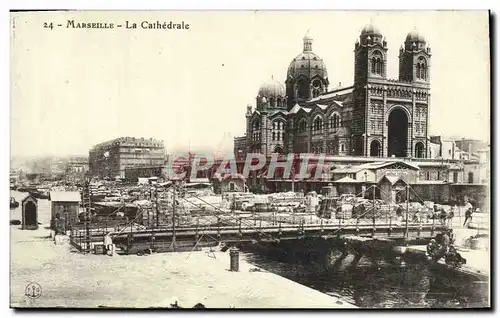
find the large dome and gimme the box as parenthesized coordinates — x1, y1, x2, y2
(258, 78, 285, 97)
(287, 35, 328, 81)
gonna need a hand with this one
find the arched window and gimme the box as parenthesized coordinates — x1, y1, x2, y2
(417, 57, 427, 80)
(313, 116, 323, 131)
(252, 120, 260, 142)
(298, 119, 307, 133)
(329, 113, 341, 130)
(272, 120, 285, 142)
(414, 142, 425, 158)
(376, 58, 383, 74)
(312, 80, 322, 98)
(276, 97, 282, 108)
(340, 144, 345, 152)
(370, 140, 381, 157)
(468, 172, 474, 184)
(269, 97, 275, 107)
(371, 51, 383, 75)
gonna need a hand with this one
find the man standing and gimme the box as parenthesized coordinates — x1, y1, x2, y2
(464, 201, 473, 226)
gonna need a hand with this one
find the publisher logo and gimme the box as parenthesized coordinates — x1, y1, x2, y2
(25, 282, 42, 299)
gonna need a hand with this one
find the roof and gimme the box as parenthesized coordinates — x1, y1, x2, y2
(49, 191, 81, 202)
(289, 104, 302, 114)
(333, 166, 367, 174)
(332, 101, 344, 108)
(21, 194, 37, 203)
(334, 176, 361, 183)
(308, 86, 354, 103)
(360, 161, 420, 171)
(189, 178, 210, 183)
(411, 180, 448, 185)
(268, 109, 289, 117)
(378, 175, 407, 185)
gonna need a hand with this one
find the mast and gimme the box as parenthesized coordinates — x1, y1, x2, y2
(372, 185, 376, 225)
(172, 181, 176, 251)
(155, 187, 159, 228)
(83, 179, 91, 253)
(405, 185, 410, 243)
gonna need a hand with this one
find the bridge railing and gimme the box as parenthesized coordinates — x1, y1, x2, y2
(105, 215, 446, 237)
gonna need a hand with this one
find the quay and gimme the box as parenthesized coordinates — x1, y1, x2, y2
(404, 245, 489, 280)
(10, 198, 356, 308)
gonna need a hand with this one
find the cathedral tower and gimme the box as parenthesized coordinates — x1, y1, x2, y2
(399, 28, 432, 83)
(352, 22, 388, 155)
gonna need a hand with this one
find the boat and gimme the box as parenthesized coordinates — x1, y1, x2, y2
(10, 197, 19, 209)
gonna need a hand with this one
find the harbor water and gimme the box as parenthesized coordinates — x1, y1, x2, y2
(242, 249, 489, 308)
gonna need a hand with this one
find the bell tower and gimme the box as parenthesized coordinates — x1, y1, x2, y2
(354, 22, 388, 86)
(399, 28, 432, 83)
(352, 22, 388, 156)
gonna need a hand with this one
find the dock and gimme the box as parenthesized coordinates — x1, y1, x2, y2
(10, 198, 357, 309)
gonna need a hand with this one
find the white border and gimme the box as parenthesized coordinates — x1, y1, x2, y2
(1, 1, 498, 317)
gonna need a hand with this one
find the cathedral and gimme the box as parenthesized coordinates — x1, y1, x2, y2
(234, 23, 432, 159)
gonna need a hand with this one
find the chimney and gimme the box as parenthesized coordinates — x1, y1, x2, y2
(338, 82, 342, 88)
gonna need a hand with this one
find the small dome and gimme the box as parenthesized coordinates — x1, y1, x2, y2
(406, 28, 426, 43)
(361, 22, 382, 37)
(258, 78, 285, 97)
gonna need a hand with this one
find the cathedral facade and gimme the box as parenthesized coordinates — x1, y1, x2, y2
(234, 23, 432, 159)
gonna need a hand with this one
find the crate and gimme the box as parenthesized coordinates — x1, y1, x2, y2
(94, 244, 105, 255)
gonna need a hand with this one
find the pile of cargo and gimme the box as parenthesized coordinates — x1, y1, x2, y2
(139, 198, 192, 227)
(225, 192, 255, 210)
(335, 203, 353, 219)
(269, 192, 304, 212)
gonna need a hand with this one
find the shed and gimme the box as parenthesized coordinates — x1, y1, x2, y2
(378, 175, 408, 204)
(334, 176, 362, 195)
(21, 194, 38, 230)
(50, 191, 81, 230)
(214, 173, 246, 193)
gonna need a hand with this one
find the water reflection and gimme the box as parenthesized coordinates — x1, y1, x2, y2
(242, 250, 488, 308)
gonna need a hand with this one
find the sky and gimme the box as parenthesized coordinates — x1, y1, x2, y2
(10, 10, 490, 158)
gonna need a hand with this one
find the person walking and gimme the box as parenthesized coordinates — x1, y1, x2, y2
(463, 201, 473, 226)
